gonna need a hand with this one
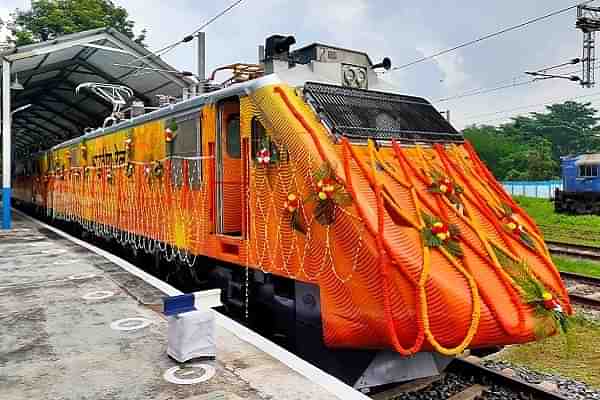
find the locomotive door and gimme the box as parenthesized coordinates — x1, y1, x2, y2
(216, 98, 243, 236)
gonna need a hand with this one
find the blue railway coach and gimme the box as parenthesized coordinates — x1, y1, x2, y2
(554, 153, 600, 214)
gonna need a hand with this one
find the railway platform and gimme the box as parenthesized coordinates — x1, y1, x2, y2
(0, 208, 363, 400)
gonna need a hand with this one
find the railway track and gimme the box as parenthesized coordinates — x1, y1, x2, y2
(546, 240, 600, 261)
(372, 357, 569, 400)
(543, 241, 600, 310)
(560, 270, 600, 310)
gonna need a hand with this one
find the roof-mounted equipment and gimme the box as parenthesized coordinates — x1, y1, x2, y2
(265, 35, 296, 61)
(75, 82, 134, 128)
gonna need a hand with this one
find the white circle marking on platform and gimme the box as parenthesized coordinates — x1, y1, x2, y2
(68, 273, 97, 280)
(163, 364, 216, 385)
(110, 317, 152, 331)
(82, 290, 114, 300)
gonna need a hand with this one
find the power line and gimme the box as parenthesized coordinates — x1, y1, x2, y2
(392, 1, 593, 71)
(436, 79, 538, 102)
(435, 61, 591, 103)
(464, 91, 600, 125)
(127, 0, 244, 66)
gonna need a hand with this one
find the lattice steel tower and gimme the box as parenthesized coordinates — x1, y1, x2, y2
(577, 4, 600, 87)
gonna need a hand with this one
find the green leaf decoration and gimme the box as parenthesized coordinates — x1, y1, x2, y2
(168, 118, 178, 132)
(519, 230, 536, 250)
(290, 210, 307, 234)
(501, 202, 513, 217)
(443, 239, 464, 258)
(314, 199, 336, 225)
(492, 244, 574, 337)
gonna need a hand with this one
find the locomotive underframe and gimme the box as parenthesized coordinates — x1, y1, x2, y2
(554, 188, 600, 214)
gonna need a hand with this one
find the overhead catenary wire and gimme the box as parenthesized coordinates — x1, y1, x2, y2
(435, 61, 591, 103)
(392, 0, 594, 71)
(126, 0, 244, 66)
(464, 91, 600, 125)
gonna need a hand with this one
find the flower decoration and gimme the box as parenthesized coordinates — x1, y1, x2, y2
(428, 170, 464, 206)
(306, 162, 352, 226)
(493, 246, 571, 338)
(501, 203, 535, 250)
(165, 119, 178, 143)
(283, 193, 306, 233)
(421, 212, 463, 258)
(284, 193, 299, 213)
(152, 161, 164, 178)
(256, 148, 271, 166)
(316, 177, 336, 201)
(125, 162, 135, 178)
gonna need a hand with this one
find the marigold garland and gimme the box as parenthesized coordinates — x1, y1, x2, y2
(421, 212, 463, 258)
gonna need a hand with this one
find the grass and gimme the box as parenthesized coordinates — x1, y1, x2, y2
(514, 196, 600, 248)
(496, 317, 600, 388)
(552, 255, 600, 279)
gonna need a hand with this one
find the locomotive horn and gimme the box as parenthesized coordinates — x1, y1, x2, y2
(265, 35, 296, 60)
(372, 57, 392, 70)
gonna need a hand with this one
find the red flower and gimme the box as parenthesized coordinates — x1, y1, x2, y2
(316, 178, 336, 200)
(284, 193, 300, 212)
(431, 221, 451, 241)
(165, 128, 175, 143)
(256, 148, 271, 165)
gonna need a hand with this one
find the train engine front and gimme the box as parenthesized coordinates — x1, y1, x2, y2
(237, 35, 572, 384)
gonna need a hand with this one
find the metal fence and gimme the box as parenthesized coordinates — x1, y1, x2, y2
(501, 180, 562, 199)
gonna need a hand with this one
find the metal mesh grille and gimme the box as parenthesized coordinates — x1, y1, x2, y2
(303, 82, 463, 143)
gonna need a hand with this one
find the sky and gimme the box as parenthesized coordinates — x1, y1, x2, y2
(0, 0, 597, 129)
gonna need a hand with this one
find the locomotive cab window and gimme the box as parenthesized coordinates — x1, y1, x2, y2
(251, 117, 268, 156)
(579, 165, 599, 178)
(226, 114, 241, 159)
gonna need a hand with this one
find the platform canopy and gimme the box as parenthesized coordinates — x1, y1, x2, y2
(1, 27, 193, 229)
(0, 27, 192, 156)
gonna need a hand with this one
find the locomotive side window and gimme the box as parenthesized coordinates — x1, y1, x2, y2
(170, 112, 202, 189)
(226, 115, 241, 159)
(251, 117, 268, 156)
(579, 165, 599, 177)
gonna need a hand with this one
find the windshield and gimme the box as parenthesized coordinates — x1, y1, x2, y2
(303, 82, 462, 143)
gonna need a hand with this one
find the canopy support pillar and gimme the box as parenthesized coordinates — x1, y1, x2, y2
(2, 58, 11, 230)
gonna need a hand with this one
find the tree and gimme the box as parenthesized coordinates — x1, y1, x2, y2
(463, 124, 521, 180)
(8, 0, 146, 46)
(464, 100, 600, 181)
(499, 138, 558, 181)
(511, 101, 600, 159)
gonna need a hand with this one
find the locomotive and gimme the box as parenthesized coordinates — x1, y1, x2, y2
(555, 153, 600, 214)
(12, 35, 571, 388)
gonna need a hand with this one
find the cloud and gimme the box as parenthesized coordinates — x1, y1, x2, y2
(1, 0, 593, 131)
